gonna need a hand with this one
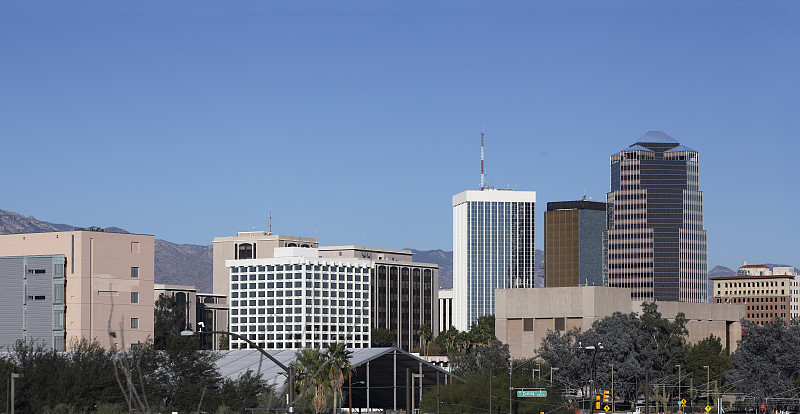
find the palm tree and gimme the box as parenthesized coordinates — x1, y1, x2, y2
(326, 343, 353, 414)
(292, 348, 330, 414)
(417, 324, 432, 356)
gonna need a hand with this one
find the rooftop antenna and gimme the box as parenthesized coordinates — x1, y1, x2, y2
(480, 127, 485, 190)
(268, 210, 273, 234)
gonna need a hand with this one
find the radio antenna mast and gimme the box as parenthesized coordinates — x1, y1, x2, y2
(480, 127, 486, 190)
(268, 210, 273, 234)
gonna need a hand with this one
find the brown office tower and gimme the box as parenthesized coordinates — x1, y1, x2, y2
(605, 131, 707, 302)
(545, 199, 606, 287)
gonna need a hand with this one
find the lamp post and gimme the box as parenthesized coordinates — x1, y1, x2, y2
(584, 344, 604, 414)
(675, 364, 681, 414)
(181, 327, 297, 411)
(703, 366, 710, 408)
(509, 358, 513, 414)
(10, 373, 23, 414)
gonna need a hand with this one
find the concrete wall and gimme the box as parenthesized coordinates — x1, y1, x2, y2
(497, 287, 745, 359)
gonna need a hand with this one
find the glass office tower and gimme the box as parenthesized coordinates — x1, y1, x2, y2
(452, 189, 536, 331)
(605, 131, 707, 302)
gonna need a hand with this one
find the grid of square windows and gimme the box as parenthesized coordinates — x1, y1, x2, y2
(228, 262, 371, 350)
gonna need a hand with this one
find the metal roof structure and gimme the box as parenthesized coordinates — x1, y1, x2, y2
(636, 130, 679, 144)
(665, 144, 698, 153)
(216, 347, 459, 411)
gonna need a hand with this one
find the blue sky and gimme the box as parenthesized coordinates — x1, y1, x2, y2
(1, 1, 797, 269)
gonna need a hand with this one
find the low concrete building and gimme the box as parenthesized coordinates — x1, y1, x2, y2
(496, 286, 745, 359)
(0, 230, 155, 350)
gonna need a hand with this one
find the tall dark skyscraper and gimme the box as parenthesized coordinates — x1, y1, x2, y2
(605, 131, 707, 302)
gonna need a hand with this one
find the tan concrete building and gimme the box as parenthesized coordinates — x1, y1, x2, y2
(0, 230, 155, 349)
(213, 231, 318, 298)
(495, 286, 744, 359)
(711, 263, 794, 325)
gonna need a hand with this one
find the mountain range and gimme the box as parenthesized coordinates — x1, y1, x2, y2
(1, 208, 795, 294)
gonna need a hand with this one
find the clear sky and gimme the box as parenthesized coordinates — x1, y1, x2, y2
(1, 1, 797, 270)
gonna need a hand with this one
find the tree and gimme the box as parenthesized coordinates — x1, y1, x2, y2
(154, 293, 189, 349)
(726, 319, 800, 403)
(326, 343, 354, 414)
(538, 302, 689, 406)
(450, 340, 509, 377)
(685, 335, 731, 387)
(468, 314, 497, 345)
(417, 324, 432, 356)
(292, 348, 330, 414)
(371, 327, 395, 347)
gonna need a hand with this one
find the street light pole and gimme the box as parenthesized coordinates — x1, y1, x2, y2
(675, 364, 681, 414)
(509, 358, 513, 414)
(611, 364, 614, 414)
(182, 328, 297, 411)
(10, 373, 23, 414)
(703, 366, 710, 408)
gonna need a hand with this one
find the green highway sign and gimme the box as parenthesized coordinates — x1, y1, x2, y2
(517, 390, 547, 397)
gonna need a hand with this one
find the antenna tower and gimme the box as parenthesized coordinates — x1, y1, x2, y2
(268, 210, 273, 234)
(480, 129, 485, 190)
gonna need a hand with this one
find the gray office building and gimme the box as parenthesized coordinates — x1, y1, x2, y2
(605, 131, 707, 302)
(0, 255, 66, 350)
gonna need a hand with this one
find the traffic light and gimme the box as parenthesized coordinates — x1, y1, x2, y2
(595, 395, 602, 410)
(603, 390, 610, 403)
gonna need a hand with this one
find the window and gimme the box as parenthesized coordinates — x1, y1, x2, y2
(131, 292, 139, 303)
(131, 318, 139, 329)
(523, 318, 533, 331)
(131, 267, 139, 278)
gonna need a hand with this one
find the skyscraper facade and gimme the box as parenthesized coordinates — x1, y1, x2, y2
(452, 189, 536, 331)
(545, 199, 606, 287)
(605, 131, 707, 302)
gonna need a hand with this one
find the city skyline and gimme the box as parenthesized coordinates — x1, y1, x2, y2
(1, 1, 798, 271)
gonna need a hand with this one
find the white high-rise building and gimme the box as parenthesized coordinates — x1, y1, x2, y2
(452, 189, 536, 331)
(227, 247, 372, 350)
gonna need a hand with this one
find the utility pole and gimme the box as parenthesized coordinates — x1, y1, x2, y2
(509, 358, 513, 414)
(611, 364, 615, 413)
(675, 364, 681, 414)
(490, 365, 493, 414)
(704, 366, 710, 408)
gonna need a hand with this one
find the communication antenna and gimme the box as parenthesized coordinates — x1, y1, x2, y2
(268, 210, 273, 234)
(480, 127, 486, 190)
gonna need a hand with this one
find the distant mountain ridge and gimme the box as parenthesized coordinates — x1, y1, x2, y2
(0, 209, 214, 292)
(2, 208, 797, 295)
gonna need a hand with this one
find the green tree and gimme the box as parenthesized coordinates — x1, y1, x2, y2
(154, 293, 189, 349)
(326, 343, 354, 414)
(417, 324, 432, 356)
(371, 327, 395, 347)
(685, 335, 731, 387)
(726, 319, 800, 403)
(292, 348, 331, 414)
(468, 314, 497, 345)
(538, 302, 689, 406)
(450, 340, 509, 377)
